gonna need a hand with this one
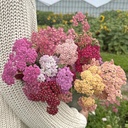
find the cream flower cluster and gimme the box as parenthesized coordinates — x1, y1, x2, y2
(74, 65, 105, 96)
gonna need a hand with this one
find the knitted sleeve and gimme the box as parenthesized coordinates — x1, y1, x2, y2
(0, 0, 87, 128)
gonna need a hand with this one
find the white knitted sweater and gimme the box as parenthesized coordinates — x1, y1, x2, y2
(0, 0, 87, 128)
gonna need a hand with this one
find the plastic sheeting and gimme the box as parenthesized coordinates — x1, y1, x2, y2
(38, 0, 60, 6)
(84, 0, 111, 7)
(38, 0, 111, 7)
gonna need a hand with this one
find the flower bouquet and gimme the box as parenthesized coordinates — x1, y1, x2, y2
(2, 12, 127, 115)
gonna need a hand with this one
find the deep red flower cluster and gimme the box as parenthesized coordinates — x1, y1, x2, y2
(40, 81, 61, 115)
(75, 45, 101, 72)
(23, 81, 61, 115)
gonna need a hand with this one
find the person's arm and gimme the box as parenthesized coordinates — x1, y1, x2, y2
(0, 0, 87, 128)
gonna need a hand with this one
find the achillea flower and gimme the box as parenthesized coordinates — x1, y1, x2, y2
(58, 91, 72, 103)
(37, 73, 46, 82)
(74, 79, 94, 96)
(39, 55, 58, 77)
(23, 65, 40, 85)
(56, 67, 74, 92)
(75, 45, 101, 72)
(76, 34, 92, 47)
(31, 27, 67, 55)
(67, 28, 76, 40)
(14, 46, 37, 65)
(15, 61, 26, 72)
(12, 38, 32, 52)
(12, 38, 37, 70)
(75, 68, 105, 96)
(78, 96, 97, 112)
(72, 12, 86, 26)
(23, 81, 61, 115)
(2, 60, 17, 85)
(56, 39, 78, 66)
(100, 60, 127, 104)
(88, 65, 100, 74)
(82, 58, 100, 71)
(25, 48, 37, 64)
(82, 21, 90, 32)
(23, 82, 42, 101)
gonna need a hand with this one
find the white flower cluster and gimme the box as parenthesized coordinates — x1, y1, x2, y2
(39, 55, 58, 78)
(37, 73, 46, 82)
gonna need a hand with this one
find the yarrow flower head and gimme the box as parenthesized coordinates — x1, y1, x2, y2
(75, 45, 101, 72)
(99, 60, 127, 104)
(39, 55, 58, 77)
(12, 38, 32, 51)
(56, 39, 78, 66)
(23, 65, 40, 85)
(56, 67, 74, 92)
(31, 27, 67, 55)
(2, 38, 37, 84)
(2, 60, 17, 85)
(74, 66, 105, 96)
(78, 96, 97, 112)
(72, 12, 86, 26)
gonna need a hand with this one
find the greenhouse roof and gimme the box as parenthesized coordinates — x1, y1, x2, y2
(84, 0, 111, 7)
(38, 0, 60, 6)
(38, 0, 111, 7)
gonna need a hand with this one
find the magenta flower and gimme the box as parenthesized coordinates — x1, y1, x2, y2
(25, 48, 37, 64)
(13, 38, 32, 52)
(2, 60, 17, 85)
(56, 67, 74, 91)
(23, 82, 42, 101)
(23, 65, 40, 85)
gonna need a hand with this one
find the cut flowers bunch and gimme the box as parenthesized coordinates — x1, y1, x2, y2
(2, 12, 127, 115)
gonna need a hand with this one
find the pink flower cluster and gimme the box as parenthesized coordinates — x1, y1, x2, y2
(67, 28, 76, 40)
(59, 91, 72, 103)
(23, 65, 40, 85)
(56, 67, 74, 92)
(77, 34, 92, 47)
(56, 39, 78, 65)
(31, 27, 67, 55)
(2, 60, 17, 85)
(2, 38, 37, 85)
(100, 60, 127, 104)
(72, 12, 86, 26)
(72, 12, 90, 32)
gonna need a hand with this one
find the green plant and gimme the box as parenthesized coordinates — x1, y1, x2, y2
(37, 11, 74, 26)
(87, 99, 128, 128)
(36, 10, 54, 26)
(88, 10, 128, 54)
